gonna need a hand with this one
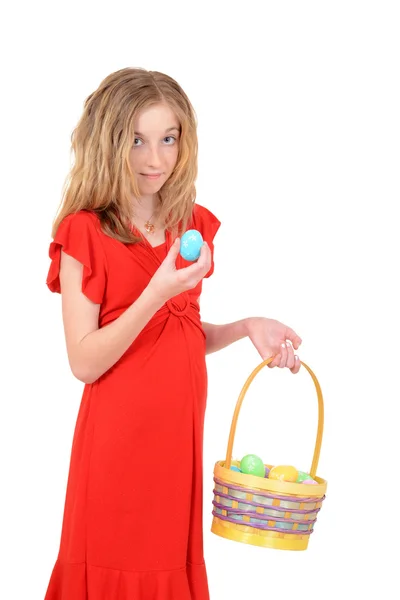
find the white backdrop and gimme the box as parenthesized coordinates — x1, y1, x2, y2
(2, 1, 399, 598)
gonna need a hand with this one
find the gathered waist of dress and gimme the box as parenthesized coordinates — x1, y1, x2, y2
(144, 292, 202, 332)
(99, 291, 202, 332)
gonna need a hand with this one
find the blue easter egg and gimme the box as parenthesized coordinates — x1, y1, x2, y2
(180, 230, 204, 261)
(230, 466, 241, 472)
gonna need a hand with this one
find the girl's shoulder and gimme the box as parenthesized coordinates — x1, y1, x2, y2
(59, 209, 100, 228)
(193, 202, 218, 220)
(192, 203, 221, 241)
(47, 210, 107, 302)
(55, 209, 104, 242)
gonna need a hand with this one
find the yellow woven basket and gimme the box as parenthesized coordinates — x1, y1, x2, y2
(211, 357, 327, 551)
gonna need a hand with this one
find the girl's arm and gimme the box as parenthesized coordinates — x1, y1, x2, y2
(61, 251, 165, 384)
(202, 318, 302, 374)
(202, 320, 250, 355)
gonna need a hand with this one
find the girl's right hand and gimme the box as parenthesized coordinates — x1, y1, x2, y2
(147, 238, 212, 303)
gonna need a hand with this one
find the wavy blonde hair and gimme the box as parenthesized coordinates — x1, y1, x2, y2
(51, 67, 198, 243)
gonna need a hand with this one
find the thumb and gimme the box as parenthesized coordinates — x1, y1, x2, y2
(164, 238, 180, 265)
(286, 327, 302, 350)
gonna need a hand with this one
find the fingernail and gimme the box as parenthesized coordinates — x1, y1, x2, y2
(281, 343, 286, 348)
(286, 342, 290, 347)
(295, 355, 299, 360)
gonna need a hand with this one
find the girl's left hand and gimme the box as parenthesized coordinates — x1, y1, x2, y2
(246, 317, 302, 374)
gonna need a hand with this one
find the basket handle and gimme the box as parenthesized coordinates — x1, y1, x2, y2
(224, 357, 324, 479)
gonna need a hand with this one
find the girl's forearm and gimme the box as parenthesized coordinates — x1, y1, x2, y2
(75, 287, 164, 384)
(202, 319, 251, 355)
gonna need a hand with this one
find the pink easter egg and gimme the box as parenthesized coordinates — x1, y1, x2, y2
(302, 478, 318, 485)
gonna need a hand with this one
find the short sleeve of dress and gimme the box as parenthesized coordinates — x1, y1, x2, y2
(46, 211, 107, 304)
(193, 204, 221, 278)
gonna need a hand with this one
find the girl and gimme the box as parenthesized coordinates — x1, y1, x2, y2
(44, 67, 302, 600)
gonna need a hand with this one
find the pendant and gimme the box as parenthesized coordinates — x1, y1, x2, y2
(144, 221, 155, 234)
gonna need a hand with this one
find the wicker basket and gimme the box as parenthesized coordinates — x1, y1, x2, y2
(211, 357, 327, 551)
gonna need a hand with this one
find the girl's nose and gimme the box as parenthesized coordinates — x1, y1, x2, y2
(146, 144, 162, 167)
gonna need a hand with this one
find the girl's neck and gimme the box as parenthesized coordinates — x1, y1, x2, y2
(130, 193, 160, 216)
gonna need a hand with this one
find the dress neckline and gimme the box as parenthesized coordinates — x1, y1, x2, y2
(148, 240, 167, 250)
(129, 223, 169, 250)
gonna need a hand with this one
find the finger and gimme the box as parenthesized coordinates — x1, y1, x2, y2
(164, 238, 181, 265)
(278, 343, 287, 368)
(197, 242, 211, 270)
(286, 328, 302, 350)
(186, 242, 211, 277)
(267, 353, 281, 368)
(285, 341, 295, 369)
(290, 355, 301, 374)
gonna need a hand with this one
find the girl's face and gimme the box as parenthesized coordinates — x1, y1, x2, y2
(129, 103, 180, 196)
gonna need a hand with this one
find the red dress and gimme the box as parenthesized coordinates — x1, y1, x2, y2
(44, 203, 221, 600)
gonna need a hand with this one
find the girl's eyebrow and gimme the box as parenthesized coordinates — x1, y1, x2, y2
(134, 127, 180, 136)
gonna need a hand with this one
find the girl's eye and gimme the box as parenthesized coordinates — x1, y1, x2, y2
(133, 136, 177, 148)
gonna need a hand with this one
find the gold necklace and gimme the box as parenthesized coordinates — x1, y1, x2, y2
(132, 197, 160, 234)
(144, 213, 156, 234)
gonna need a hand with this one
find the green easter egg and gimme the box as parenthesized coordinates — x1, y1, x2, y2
(240, 454, 265, 477)
(296, 471, 312, 483)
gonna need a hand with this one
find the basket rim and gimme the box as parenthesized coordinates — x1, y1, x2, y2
(214, 461, 327, 497)
(211, 517, 311, 550)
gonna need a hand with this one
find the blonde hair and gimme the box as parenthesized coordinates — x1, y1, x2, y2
(51, 67, 198, 243)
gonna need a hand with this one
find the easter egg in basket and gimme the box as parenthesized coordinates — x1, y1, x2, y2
(240, 454, 265, 477)
(230, 466, 241, 472)
(296, 470, 312, 483)
(268, 465, 298, 482)
(180, 230, 204, 261)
